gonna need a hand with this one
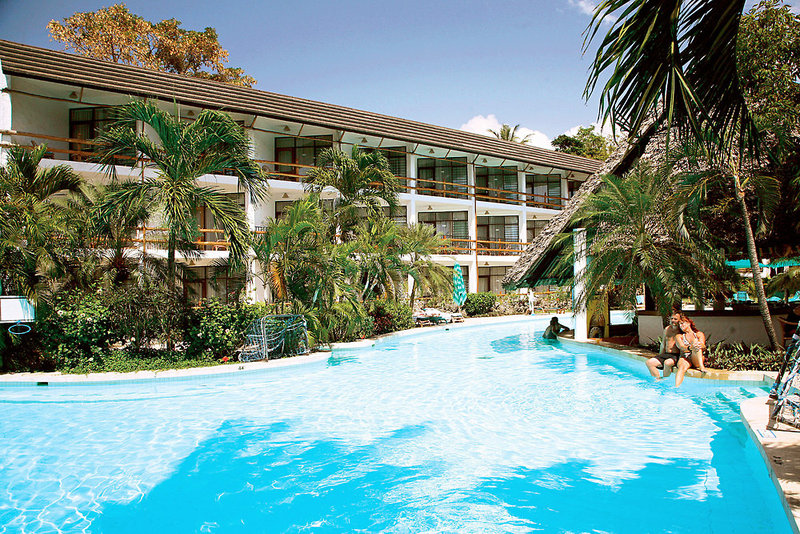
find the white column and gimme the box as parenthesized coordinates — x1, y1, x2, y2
(0, 60, 11, 167)
(573, 228, 588, 341)
(467, 258, 479, 293)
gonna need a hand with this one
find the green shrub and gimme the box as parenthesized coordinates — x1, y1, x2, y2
(62, 349, 220, 374)
(38, 290, 118, 370)
(463, 292, 497, 316)
(319, 301, 373, 343)
(705, 342, 785, 372)
(185, 299, 259, 359)
(368, 299, 414, 335)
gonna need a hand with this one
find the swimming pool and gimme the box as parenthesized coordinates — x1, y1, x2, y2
(0, 317, 791, 533)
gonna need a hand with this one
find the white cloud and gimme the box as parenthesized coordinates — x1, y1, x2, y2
(459, 114, 552, 149)
(568, 0, 617, 24)
(562, 119, 620, 139)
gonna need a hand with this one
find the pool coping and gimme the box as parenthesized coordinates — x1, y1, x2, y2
(0, 314, 775, 385)
(741, 397, 800, 534)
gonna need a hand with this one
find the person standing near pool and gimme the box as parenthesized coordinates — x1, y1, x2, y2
(542, 317, 570, 339)
(645, 311, 682, 380)
(673, 314, 707, 387)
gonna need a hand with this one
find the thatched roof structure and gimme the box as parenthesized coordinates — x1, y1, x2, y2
(503, 120, 666, 289)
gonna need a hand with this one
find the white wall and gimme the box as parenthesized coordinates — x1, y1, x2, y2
(638, 312, 785, 347)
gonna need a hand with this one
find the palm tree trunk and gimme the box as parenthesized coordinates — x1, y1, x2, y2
(166, 232, 177, 352)
(409, 278, 417, 310)
(734, 174, 780, 350)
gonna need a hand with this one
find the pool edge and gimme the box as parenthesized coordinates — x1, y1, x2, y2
(741, 397, 800, 534)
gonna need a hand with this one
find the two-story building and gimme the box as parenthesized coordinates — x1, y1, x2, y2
(0, 39, 602, 303)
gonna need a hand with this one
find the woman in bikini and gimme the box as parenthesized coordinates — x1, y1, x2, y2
(674, 314, 708, 387)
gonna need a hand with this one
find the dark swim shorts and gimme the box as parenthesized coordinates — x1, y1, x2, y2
(653, 353, 679, 369)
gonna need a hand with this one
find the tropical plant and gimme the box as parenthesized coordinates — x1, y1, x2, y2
(0, 145, 84, 303)
(351, 217, 406, 301)
(767, 267, 800, 298)
(95, 100, 267, 295)
(48, 4, 255, 86)
(400, 223, 452, 309)
(582, 0, 787, 348)
(488, 124, 532, 144)
(551, 125, 615, 160)
(562, 163, 733, 315)
(305, 146, 400, 237)
(463, 292, 497, 316)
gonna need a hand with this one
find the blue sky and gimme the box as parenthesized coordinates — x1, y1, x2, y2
(0, 0, 795, 148)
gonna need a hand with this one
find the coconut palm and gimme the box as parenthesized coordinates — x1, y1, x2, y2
(584, 0, 754, 149)
(304, 146, 399, 237)
(94, 100, 267, 294)
(488, 124, 532, 144)
(400, 223, 452, 309)
(561, 163, 732, 316)
(0, 145, 84, 303)
(583, 0, 786, 348)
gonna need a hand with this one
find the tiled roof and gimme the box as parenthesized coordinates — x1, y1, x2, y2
(0, 39, 603, 175)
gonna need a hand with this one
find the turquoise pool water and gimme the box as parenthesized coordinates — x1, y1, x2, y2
(0, 317, 791, 533)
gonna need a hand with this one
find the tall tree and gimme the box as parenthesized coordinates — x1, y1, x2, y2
(488, 124, 532, 144)
(583, 0, 784, 348)
(94, 100, 267, 298)
(552, 125, 616, 160)
(48, 4, 255, 86)
(400, 223, 452, 309)
(0, 145, 84, 303)
(564, 163, 732, 315)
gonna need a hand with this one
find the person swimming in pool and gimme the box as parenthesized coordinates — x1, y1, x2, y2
(542, 317, 570, 340)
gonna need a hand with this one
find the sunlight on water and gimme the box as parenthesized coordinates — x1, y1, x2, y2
(0, 317, 790, 533)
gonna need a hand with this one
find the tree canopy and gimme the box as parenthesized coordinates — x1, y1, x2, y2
(48, 4, 255, 87)
(488, 124, 532, 144)
(551, 125, 615, 160)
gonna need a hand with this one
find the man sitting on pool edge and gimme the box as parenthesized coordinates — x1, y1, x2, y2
(542, 317, 570, 340)
(645, 311, 682, 380)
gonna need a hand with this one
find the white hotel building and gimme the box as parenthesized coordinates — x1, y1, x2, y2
(0, 40, 601, 303)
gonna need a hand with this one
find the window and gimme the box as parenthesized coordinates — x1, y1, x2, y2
(195, 193, 245, 250)
(373, 146, 407, 178)
(183, 266, 245, 305)
(418, 211, 469, 240)
(274, 135, 333, 177)
(526, 174, 562, 208)
(274, 200, 293, 220)
(526, 219, 548, 241)
(568, 179, 582, 199)
(69, 107, 117, 162)
(273, 198, 334, 221)
(416, 157, 468, 198)
(478, 266, 510, 294)
(357, 205, 408, 226)
(475, 166, 518, 202)
(477, 216, 519, 253)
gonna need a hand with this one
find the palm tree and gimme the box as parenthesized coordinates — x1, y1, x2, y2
(400, 223, 452, 309)
(94, 100, 267, 294)
(0, 145, 84, 303)
(305, 146, 400, 237)
(488, 124, 532, 144)
(583, 0, 783, 348)
(562, 163, 731, 316)
(352, 217, 406, 301)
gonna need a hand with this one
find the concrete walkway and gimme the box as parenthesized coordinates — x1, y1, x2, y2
(741, 397, 800, 534)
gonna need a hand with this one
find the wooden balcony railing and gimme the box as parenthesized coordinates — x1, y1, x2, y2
(2, 130, 570, 209)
